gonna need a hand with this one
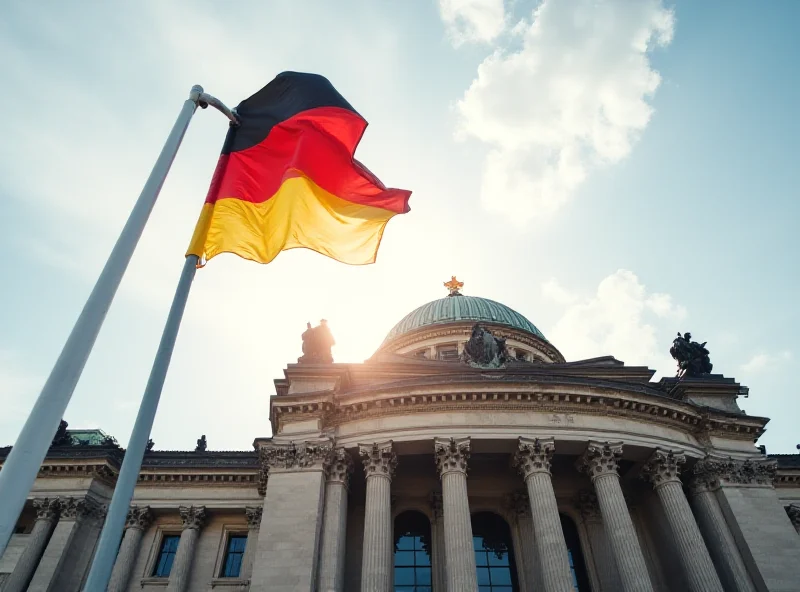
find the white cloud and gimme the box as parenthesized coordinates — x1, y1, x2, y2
(439, 0, 506, 46)
(454, 0, 674, 222)
(543, 270, 685, 375)
(741, 351, 792, 374)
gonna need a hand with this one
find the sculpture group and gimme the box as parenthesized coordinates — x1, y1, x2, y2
(298, 320, 336, 364)
(670, 332, 713, 377)
(462, 324, 508, 369)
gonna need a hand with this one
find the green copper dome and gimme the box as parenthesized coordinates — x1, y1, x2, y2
(383, 294, 547, 343)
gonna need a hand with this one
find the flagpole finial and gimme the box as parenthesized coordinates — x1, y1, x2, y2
(444, 276, 464, 296)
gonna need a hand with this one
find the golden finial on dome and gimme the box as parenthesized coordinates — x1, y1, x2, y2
(444, 276, 464, 296)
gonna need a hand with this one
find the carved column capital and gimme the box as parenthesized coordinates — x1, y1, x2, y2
(641, 448, 686, 489)
(125, 505, 153, 531)
(359, 440, 397, 480)
(786, 504, 800, 529)
(179, 505, 207, 530)
(326, 447, 354, 487)
(576, 441, 623, 480)
(514, 436, 555, 479)
(261, 439, 334, 474)
(58, 496, 104, 521)
(429, 491, 443, 520)
(434, 437, 471, 477)
(245, 506, 263, 529)
(688, 454, 733, 493)
(726, 458, 777, 487)
(506, 490, 530, 517)
(32, 497, 60, 521)
(576, 489, 602, 522)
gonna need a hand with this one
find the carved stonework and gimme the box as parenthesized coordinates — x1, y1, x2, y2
(359, 441, 397, 480)
(261, 440, 333, 473)
(514, 437, 555, 479)
(179, 505, 207, 530)
(786, 504, 800, 529)
(507, 490, 530, 517)
(429, 491, 443, 520)
(327, 447, 354, 486)
(727, 458, 777, 486)
(576, 489, 602, 522)
(434, 437, 471, 477)
(125, 505, 153, 530)
(641, 449, 686, 488)
(58, 496, 104, 521)
(576, 441, 623, 480)
(33, 498, 60, 521)
(690, 455, 776, 490)
(689, 455, 735, 492)
(246, 506, 263, 529)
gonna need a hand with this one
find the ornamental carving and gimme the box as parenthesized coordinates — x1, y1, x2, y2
(125, 505, 153, 530)
(429, 491, 443, 520)
(58, 496, 104, 521)
(33, 497, 60, 521)
(690, 455, 776, 489)
(514, 437, 555, 479)
(506, 490, 530, 517)
(246, 506, 263, 529)
(641, 449, 686, 488)
(434, 437, 471, 477)
(576, 489, 602, 521)
(727, 458, 777, 486)
(327, 447, 354, 486)
(261, 440, 333, 472)
(576, 441, 623, 480)
(179, 505, 207, 530)
(359, 441, 397, 480)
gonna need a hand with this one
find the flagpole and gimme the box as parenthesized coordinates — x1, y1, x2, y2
(83, 255, 198, 592)
(0, 84, 205, 557)
(83, 91, 238, 592)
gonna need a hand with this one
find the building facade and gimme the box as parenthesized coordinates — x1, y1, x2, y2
(1, 285, 799, 591)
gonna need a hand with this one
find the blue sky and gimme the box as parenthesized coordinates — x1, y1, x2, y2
(0, 0, 797, 453)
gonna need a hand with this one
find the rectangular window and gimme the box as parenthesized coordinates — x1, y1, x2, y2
(221, 534, 248, 578)
(438, 345, 459, 361)
(152, 535, 180, 577)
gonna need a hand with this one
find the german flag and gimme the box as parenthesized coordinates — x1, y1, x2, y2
(186, 72, 411, 266)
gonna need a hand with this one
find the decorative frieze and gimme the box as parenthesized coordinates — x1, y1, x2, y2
(434, 437, 471, 477)
(58, 496, 105, 521)
(359, 441, 397, 480)
(245, 506, 263, 529)
(513, 436, 555, 478)
(32, 497, 60, 521)
(178, 505, 207, 530)
(125, 505, 153, 530)
(261, 440, 333, 472)
(690, 455, 777, 491)
(326, 447, 354, 486)
(641, 449, 686, 488)
(576, 441, 623, 480)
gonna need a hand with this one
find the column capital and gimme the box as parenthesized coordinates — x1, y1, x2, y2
(245, 506, 263, 530)
(429, 491, 443, 520)
(32, 497, 60, 521)
(641, 449, 686, 489)
(326, 447, 354, 487)
(125, 505, 153, 531)
(359, 440, 397, 480)
(178, 505, 207, 531)
(576, 489, 602, 522)
(786, 504, 800, 529)
(576, 440, 623, 480)
(513, 436, 555, 479)
(58, 496, 105, 521)
(434, 436, 471, 477)
(260, 439, 334, 474)
(506, 490, 530, 517)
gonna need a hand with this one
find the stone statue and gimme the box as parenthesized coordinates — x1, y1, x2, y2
(51, 419, 72, 447)
(670, 332, 713, 377)
(298, 319, 335, 364)
(146, 438, 155, 452)
(195, 435, 207, 452)
(462, 323, 508, 369)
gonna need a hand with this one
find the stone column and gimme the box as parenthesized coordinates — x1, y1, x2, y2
(688, 457, 757, 592)
(107, 506, 154, 592)
(429, 491, 447, 592)
(240, 507, 262, 580)
(576, 489, 622, 592)
(434, 437, 478, 592)
(165, 505, 206, 592)
(507, 490, 541, 592)
(577, 441, 654, 592)
(318, 447, 354, 592)
(359, 441, 397, 592)
(514, 437, 573, 592)
(786, 504, 800, 535)
(641, 449, 723, 592)
(4, 498, 60, 592)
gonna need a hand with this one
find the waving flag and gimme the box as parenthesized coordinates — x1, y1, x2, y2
(186, 72, 411, 266)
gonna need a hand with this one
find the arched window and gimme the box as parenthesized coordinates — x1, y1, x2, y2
(394, 511, 432, 592)
(472, 512, 519, 592)
(560, 514, 591, 591)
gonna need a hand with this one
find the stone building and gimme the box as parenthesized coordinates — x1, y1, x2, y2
(1, 282, 799, 591)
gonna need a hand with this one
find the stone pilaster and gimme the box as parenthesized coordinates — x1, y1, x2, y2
(318, 447, 353, 592)
(359, 441, 396, 592)
(786, 504, 800, 535)
(4, 498, 60, 592)
(429, 491, 447, 592)
(641, 449, 723, 592)
(107, 505, 154, 592)
(507, 490, 540, 592)
(576, 489, 622, 592)
(688, 457, 757, 592)
(514, 437, 573, 592)
(577, 441, 654, 592)
(434, 436, 478, 592)
(166, 505, 206, 592)
(240, 506, 262, 580)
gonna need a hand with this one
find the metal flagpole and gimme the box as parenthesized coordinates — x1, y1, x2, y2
(83, 92, 238, 592)
(0, 84, 205, 557)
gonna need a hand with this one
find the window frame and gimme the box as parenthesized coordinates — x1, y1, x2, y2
(149, 531, 181, 578)
(219, 532, 249, 578)
(211, 525, 252, 585)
